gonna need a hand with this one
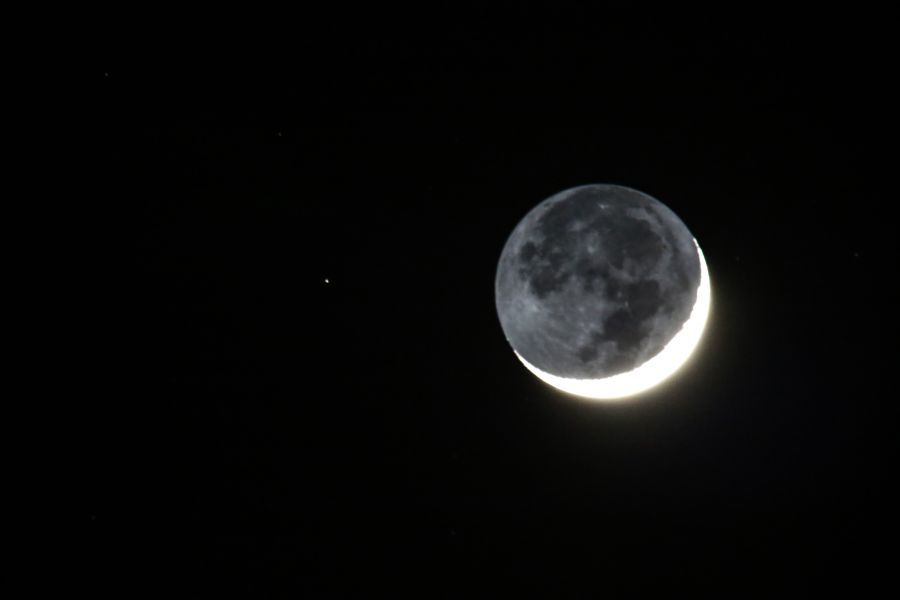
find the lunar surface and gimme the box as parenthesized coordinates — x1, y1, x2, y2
(494, 184, 710, 400)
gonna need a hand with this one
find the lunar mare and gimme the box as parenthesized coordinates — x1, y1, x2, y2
(495, 184, 710, 400)
(514, 241, 710, 399)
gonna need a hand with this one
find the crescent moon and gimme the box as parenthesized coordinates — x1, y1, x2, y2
(513, 240, 711, 400)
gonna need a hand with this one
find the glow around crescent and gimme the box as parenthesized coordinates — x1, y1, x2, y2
(514, 240, 711, 400)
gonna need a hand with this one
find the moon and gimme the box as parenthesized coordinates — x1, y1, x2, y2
(494, 184, 711, 400)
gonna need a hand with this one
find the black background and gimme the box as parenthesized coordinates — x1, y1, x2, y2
(87, 8, 897, 597)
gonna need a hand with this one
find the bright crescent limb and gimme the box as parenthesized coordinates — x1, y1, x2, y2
(514, 240, 712, 400)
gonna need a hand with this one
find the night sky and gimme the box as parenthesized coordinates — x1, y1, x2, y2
(87, 10, 896, 597)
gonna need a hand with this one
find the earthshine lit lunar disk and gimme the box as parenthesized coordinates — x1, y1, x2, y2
(514, 242, 710, 399)
(494, 184, 711, 400)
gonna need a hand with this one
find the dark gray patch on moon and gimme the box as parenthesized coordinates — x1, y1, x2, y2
(495, 184, 701, 379)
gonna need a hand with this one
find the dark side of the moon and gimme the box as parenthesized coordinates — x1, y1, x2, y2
(495, 185, 701, 380)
